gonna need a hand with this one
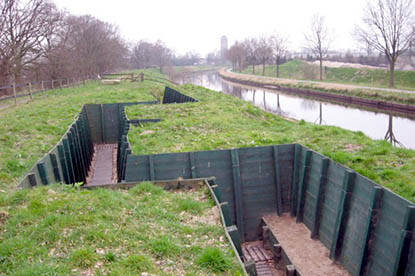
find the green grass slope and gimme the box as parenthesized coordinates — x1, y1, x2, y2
(1, 68, 415, 275)
(241, 59, 415, 90)
(0, 70, 243, 275)
(127, 83, 415, 201)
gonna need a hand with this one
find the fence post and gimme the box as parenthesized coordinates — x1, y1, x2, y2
(28, 82, 32, 100)
(51, 80, 54, 89)
(13, 83, 17, 105)
(41, 80, 44, 91)
(60, 79, 62, 89)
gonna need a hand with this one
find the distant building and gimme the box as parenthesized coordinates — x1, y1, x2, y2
(221, 35, 228, 60)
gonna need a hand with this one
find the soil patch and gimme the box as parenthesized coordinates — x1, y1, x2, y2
(263, 213, 350, 276)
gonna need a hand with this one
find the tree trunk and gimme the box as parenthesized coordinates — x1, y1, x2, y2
(262, 61, 266, 75)
(389, 60, 395, 88)
(252, 63, 255, 74)
(319, 56, 323, 81)
(276, 56, 280, 78)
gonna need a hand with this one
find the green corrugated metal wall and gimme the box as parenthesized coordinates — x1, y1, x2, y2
(123, 144, 415, 276)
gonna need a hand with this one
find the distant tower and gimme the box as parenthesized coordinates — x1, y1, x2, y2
(221, 35, 228, 60)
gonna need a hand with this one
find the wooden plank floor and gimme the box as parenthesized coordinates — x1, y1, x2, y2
(85, 144, 118, 186)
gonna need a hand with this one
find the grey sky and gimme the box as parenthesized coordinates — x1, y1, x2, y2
(54, 0, 366, 56)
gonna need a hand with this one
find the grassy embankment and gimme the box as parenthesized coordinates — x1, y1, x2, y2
(1, 67, 415, 275)
(127, 82, 415, 201)
(0, 70, 243, 275)
(230, 60, 415, 105)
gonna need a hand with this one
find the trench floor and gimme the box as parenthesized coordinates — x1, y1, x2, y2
(242, 241, 282, 275)
(263, 213, 350, 276)
(85, 144, 118, 186)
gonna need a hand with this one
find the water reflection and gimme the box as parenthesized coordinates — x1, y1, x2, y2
(384, 115, 404, 147)
(173, 72, 414, 149)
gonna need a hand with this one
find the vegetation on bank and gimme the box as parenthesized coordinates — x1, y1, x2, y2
(224, 63, 415, 106)
(240, 60, 415, 90)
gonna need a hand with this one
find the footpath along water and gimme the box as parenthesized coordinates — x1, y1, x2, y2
(175, 72, 415, 149)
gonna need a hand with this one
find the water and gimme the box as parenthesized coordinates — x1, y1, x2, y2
(175, 72, 415, 149)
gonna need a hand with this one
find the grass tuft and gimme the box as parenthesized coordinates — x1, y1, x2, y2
(196, 247, 233, 272)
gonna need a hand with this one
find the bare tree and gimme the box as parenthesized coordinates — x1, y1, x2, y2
(0, 0, 60, 85)
(131, 40, 155, 69)
(304, 14, 331, 80)
(269, 34, 288, 78)
(256, 37, 273, 75)
(355, 0, 414, 87)
(152, 40, 172, 73)
(227, 41, 246, 72)
(243, 38, 259, 74)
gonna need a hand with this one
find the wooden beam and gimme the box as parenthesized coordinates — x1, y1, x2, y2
(394, 205, 415, 275)
(231, 149, 244, 242)
(310, 158, 330, 238)
(357, 185, 383, 275)
(272, 146, 283, 215)
(330, 170, 355, 260)
(296, 150, 312, 223)
(290, 144, 301, 216)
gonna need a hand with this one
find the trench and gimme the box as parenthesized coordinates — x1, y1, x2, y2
(19, 86, 415, 276)
(173, 71, 415, 149)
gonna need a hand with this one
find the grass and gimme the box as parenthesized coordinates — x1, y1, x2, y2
(1, 66, 415, 275)
(241, 59, 415, 90)
(0, 70, 243, 275)
(126, 83, 415, 201)
(0, 183, 242, 275)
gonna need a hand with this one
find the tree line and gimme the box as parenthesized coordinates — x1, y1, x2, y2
(0, 0, 199, 96)
(0, 0, 128, 92)
(226, 0, 415, 87)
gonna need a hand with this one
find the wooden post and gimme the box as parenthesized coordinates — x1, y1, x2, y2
(57, 144, 70, 184)
(59, 79, 62, 89)
(37, 162, 49, 185)
(41, 80, 44, 91)
(148, 155, 155, 181)
(28, 173, 37, 187)
(393, 205, 415, 275)
(310, 158, 330, 238)
(189, 152, 197, 178)
(357, 186, 383, 275)
(330, 171, 356, 260)
(226, 225, 242, 256)
(51, 80, 54, 89)
(49, 153, 61, 183)
(296, 150, 312, 223)
(272, 146, 283, 215)
(290, 144, 301, 216)
(12, 83, 17, 105)
(231, 149, 244, 242)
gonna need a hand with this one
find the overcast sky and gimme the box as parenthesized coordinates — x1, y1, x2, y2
(54, 0, 367, 56)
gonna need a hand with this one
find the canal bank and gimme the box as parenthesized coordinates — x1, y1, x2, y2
(219, 68, 415, 107)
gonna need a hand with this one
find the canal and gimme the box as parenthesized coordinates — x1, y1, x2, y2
(174, 71, 415, 149)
